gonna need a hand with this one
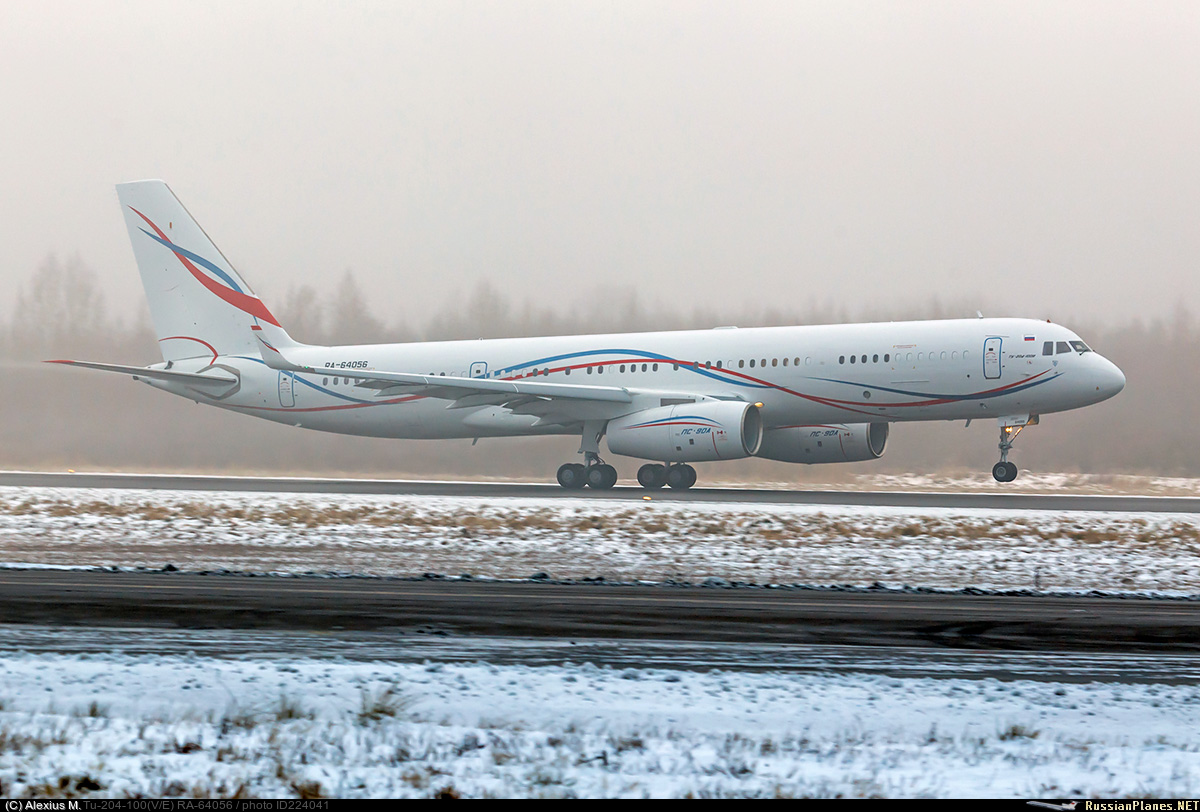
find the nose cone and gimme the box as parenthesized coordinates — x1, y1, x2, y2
(1094, 356, 1125, 401)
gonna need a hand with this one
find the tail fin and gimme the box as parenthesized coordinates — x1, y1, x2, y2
(115, 180, 300, 362)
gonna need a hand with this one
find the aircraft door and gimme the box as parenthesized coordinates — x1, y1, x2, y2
(278, 371, 295, 407)
(469, 361, 488, 378)
(983, 338, 1002, 380)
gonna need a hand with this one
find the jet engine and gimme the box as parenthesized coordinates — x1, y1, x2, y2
(607, 401, 763, 462)
(756, 422, 889, 464)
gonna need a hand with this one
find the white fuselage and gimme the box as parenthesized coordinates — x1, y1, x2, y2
(143, 317, 1125, 443)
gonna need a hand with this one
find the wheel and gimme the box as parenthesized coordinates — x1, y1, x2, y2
(637, 463, 667, 489)
(992, 461, 1018, 483)
(666, 464, 695, 490)
(557, 463, 587, 489)
(586, 463, 618, 490)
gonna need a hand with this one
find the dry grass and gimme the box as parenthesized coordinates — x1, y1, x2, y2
(5, 488, 1200, 592)
(8, 494, 1200, 549)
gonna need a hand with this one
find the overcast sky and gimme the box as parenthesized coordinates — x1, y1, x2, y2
(2, 1, 1197, 330)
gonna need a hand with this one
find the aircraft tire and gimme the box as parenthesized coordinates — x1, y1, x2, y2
(557, 463, 587, 489)
(637, 464, 667, 489)
(992, 461, 1018, 483)
(586, 464, 618, 490)
(667, 464, 696, 490)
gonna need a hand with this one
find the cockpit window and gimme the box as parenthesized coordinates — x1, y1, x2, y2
(1042, 341, 1054, 356)
(1069, 340, 1091, 353)
(1056, 341, 1071, 354)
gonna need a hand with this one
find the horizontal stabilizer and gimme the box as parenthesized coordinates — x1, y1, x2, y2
(45, 359, 238, 391)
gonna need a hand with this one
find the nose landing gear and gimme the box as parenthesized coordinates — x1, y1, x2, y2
(992, 415, 1038, 483)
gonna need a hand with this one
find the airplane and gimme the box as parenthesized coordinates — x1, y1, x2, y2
(50, 180, 1126, 489)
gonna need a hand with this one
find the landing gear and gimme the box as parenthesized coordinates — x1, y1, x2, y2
(585, 463, 618, 490)
(556, 450, 617, 490)
(992, 421, 1026, 483)
(556, 423, 617, 490)
(665, 463, 697, 490)
(992, 461, 1018, 483)
(556, 463, 587, 490)
(637, 463, 667, 490)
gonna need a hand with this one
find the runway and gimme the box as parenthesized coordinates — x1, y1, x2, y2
(2, 569, 1199, 653)
(3, 470, 1199, 513)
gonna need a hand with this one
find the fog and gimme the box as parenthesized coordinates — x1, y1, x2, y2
(2, 2, 1198, 325)
(2, 2, 1195, 477)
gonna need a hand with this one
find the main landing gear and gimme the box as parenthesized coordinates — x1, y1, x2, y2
(556, 459, 699, 491)
(637, 463, 696, 490)
(558, 420, 697, 491)
(557, 452, 617, 490)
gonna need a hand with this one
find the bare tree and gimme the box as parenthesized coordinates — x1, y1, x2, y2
(9, 254, 110, 359)
(328, 270, 386, 345)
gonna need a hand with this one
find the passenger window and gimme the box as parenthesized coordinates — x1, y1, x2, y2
(883, 354, 889, 362)
(794, 357, 800, 366)
(850, 355, 856, 364)
(872, 354, 878, 363)
(642, 363, 648, 372)
(839, 356, 845, 364)
(940, 352, 947, 360)
(772, 358, 778, 367)
(761, 358, 767, 367)
(587, 366, 592, 374)
(565, 368, 570, 375)
(739, 360, 745, 368)
(782, 357, 788, 366)
(322, 378, 328, 386)
(749, 359, 755, 368)
(1056, 341, 1071, 354)
(653, 363, 659, 371)
(714, 361, 722, 369)
(598, 366, 604, 374)
(673, 363, 679, 370)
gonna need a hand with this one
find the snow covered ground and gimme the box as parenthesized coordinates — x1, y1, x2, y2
(1, 486, 1199, 593)
(2, 484, 1199, 798)
(2, 649, 1199, 798)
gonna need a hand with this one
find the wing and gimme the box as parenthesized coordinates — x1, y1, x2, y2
(255, 334, 643, 424)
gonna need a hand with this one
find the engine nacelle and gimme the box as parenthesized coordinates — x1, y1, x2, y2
(607, 401, 763, 463)
(756, 422, 889, 464)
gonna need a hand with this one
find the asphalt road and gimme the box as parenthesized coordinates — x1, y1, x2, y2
(2, 471, 1199, 513)
(2, 569, 1198, 653)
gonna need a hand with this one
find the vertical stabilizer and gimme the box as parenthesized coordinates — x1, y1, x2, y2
(115, 180, 298, 362)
